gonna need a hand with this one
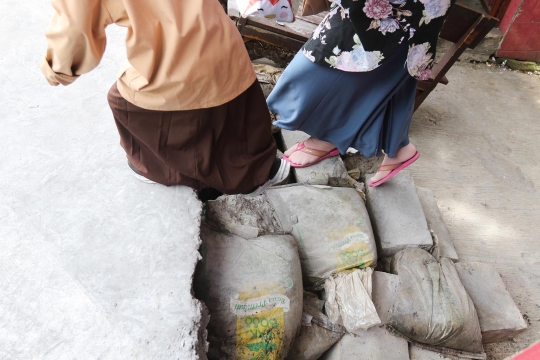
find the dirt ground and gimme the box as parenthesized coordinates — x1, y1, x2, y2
(408, 61, 540, 359)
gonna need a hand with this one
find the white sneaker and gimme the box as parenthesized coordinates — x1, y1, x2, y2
(128, 162, 157, 184)
(245, 159, 290, 197)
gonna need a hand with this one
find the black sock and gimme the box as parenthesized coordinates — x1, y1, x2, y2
(198, 188, 224, 202)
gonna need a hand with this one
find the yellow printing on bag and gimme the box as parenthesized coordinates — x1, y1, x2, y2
(326, 225, 374, 271)
(232, 287, 288, 360)
(336, 240, 372, 271)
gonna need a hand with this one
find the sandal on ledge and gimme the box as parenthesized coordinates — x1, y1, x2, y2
(368, 151, 420, 187)
(283, 140, 340, 168)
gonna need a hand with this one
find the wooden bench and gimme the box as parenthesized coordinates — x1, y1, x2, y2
(228, 0, 498, 111)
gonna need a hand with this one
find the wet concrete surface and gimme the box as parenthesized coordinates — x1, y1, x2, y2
(0, 1, 205, 358)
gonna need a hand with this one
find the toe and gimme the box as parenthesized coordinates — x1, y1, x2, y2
(284, 142, 299, 157)
(370, 170, 390, 184)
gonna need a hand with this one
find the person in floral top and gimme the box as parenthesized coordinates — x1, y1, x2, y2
(267, 0, 455, 186)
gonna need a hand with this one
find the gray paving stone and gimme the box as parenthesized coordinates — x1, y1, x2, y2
(410, 345, 459, 360)
(365, 171, 433, 257)
(455, 262, 528, 343)
(281, 130, 348, 185)
(416, 186, 459, 261)
(319, 326, 409, 360)
(372, 271, 400, 325)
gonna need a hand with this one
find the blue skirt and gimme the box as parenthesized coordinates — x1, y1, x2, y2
(267, 44, 418, 158)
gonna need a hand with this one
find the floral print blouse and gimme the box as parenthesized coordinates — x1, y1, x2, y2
(302, 0, 456, 80)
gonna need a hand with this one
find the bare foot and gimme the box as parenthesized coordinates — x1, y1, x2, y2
(284, 137, 337, 167)
(370, 143, 417, 183)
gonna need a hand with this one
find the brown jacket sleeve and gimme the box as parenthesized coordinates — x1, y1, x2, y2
(39, 0, 113, 86)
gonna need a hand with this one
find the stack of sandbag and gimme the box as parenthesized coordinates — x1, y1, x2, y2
(286, 292, 346, 360)
(265, 185, 378, 288)
(196, 195, 303, 360)
(386, 248, 484, 354)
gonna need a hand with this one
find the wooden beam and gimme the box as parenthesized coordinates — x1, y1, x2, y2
(241, 26, 305, 51)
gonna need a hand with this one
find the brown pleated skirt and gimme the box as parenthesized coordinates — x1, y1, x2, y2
(108, 81, 277, 194)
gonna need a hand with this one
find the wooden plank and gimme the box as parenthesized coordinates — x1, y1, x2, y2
(468, 16, 498, 48)
(232, 14, 316, 40)
(417, 76, 449, 91)
(241, 25, 306, 51)
(296, 13, 328, 25)
(439, 3, 496, 47)
(242, 16, 316, 40)
(415, 16, 485, 110)
(228, 0, 316, 40)
(489, 0, 512, 18)
(479, 0, 491, 13)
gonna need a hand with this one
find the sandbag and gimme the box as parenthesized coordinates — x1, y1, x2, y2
(195, 225, 303, 360)
(323, 267, 381, 332)
(388, 248, 483, 353)
(286, 293, 345, 360)
(206, 194, 286, 239)
(266, 185, 377, 287)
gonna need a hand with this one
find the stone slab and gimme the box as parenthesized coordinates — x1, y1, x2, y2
(366, 171, 433, 257)
(372, 271, 399, 325)
(416, 186, 459, 261)
(410, 345, 459, 360)
(319, 326, 409, 360)
(281, 130, 348, 185)
(456, 262, 528, 343)
(0, 7, 205, 358)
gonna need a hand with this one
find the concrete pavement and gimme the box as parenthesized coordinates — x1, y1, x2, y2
(410, 62, 540, 359)
(0, 1, 205, 358)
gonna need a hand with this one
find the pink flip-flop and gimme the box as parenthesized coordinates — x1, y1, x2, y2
(368, 151, 420, 187)
(283, 140, 340, 168)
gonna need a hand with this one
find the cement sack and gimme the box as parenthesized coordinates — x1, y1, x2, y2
(205, 194, 286, 239)
(323, 267, 381, 332)
(388, 248, 483, 353)
(266, 185, 377, 288)
(195, 225, 303, 360)
(286, 293, 345, 360)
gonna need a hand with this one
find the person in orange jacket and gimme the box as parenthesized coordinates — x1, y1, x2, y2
(40, 0, 289, 200)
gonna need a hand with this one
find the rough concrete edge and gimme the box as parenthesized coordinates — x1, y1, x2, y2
(364, 182, 384, 258)
(415, 186, 459, 262)
(191, 195, 209, 360)
(1, 189, 209, 359)
(197, 301, 210, 359)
